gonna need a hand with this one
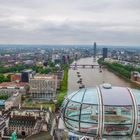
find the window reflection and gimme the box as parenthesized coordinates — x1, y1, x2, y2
(136, 106, 140, 135)
(104, 106, 132, 136)
(65, 118, 79, 131)
(65, 101, 81, 121)
(80, 123, 98, 135)
(81, 104, 99, 123)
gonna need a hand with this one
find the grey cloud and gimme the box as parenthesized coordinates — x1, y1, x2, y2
(0, 0, 139, 45)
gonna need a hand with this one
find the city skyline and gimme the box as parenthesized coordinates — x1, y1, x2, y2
(0, 0, 140, 46)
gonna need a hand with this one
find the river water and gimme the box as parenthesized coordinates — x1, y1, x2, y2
(68, 57, 139, 93)
(59, 57, 140, 140)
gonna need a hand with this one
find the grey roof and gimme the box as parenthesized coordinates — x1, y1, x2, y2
(99, 86, 132, 106)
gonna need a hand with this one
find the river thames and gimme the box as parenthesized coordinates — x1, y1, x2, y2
(68, 57, 140, 93)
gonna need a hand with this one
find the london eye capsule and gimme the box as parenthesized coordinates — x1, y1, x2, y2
(61, 84, 140, 139)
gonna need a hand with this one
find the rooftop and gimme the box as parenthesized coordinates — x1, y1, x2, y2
(22, 69, 33, 73)
(9, 115, 36, 126)
(31, 74, 57, 80)
(0, 82, 28, 89)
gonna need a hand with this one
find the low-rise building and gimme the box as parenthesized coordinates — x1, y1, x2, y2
(7, 115, 36, 137)
(5, 93, 21, 110)
(29, 74, 58, 100)
(11, 74, 21, 82)
(0, 82, 28, 97)
(5, 108, 51, 138)
(131, 71, 140, 82)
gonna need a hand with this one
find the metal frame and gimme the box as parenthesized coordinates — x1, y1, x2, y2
(97, 86, 104, 139)
(127, 88, 138, 139)
(61, 87, 140, 139)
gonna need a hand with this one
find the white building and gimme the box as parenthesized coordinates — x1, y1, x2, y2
(29, 74, 58, 100)
(5, 92, 21, 110)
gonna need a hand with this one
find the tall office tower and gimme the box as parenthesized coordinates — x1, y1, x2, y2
(103, 48, 108, 60)
(93, 42, 97, 60)
(62, 55, 66, 64)
(21, 70, 35, 82)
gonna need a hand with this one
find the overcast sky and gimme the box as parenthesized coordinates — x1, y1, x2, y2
(0, 0, 140, 46)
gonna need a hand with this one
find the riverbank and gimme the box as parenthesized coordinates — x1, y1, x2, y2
(57, 68, 68, 106)
(98, 58, 140, 89)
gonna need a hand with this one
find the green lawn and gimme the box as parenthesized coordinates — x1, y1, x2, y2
(22, 100, 56, 112)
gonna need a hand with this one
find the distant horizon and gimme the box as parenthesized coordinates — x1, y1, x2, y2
(0, 0, 140, 46)
(0, 44, 140, 49)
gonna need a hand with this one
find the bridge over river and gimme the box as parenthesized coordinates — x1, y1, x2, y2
(68, 57, 140, 93)
(70, 64, 101, 69)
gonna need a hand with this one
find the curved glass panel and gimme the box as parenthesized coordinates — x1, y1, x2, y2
(132, 89, 140, 105)
(71, 89, 85, 102)
(137, 106, 140, 136)
(103, 106, 133, 136)
(61, 87, 139, 138)
(65, 101, 81, 121)
(104, 124, 131, 136)
(61, 99, 68, 117)
(80, 104, 99, 135)
(82, 88, 98, 104)
(67, 91, 79, 100)
(65, 118, 79, 131)
(81, 104, 99, 123)
(80, 122, 98, 135)
(100, 87, 133, 106)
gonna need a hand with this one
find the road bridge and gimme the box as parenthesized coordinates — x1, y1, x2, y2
(70, 64, 101, 69)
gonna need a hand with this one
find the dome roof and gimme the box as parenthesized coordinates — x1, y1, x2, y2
(61, 85, 140, 138)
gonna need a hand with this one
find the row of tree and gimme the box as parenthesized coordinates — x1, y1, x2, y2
(57, 68, 68, 106)
(0, 61, 59, 74)
(0, 74, 11, 83)
(0, 64, 29, 73)
(0, 95, 9, 100)
(98, 58, 140, 79)
(105, 63, 131, 79)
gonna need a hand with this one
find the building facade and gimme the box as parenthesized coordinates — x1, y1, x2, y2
(5, 93, 21, 110)
(0, 82, 28, 97)
(5, 108, 51, 138)
(103, 48, 108, 60)
(21, 70, 35, 82)
(29, 74, 58, 100)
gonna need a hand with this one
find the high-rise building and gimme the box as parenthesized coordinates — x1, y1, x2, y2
(93, 42, 97, 60)
(21, 70, 35, 82)
(103, 48, 108, 60)
(62, 55, 66, 64)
